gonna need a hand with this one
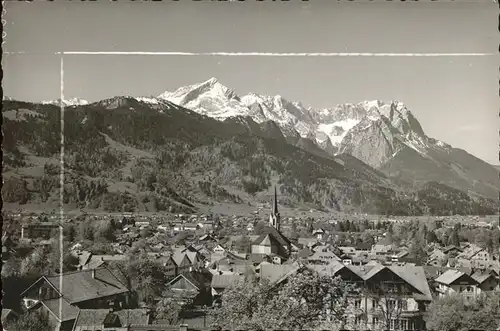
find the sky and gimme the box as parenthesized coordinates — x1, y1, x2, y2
(3, 0, 499, 164)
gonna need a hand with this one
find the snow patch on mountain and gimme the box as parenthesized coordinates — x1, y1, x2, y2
(42, 98, 89, 107)
(317, 118, 360, 146)
(135, 96, 161, 105)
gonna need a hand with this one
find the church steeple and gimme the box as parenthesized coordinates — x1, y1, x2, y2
(273, 186, 278, 215)
(269, 186, 281, 231)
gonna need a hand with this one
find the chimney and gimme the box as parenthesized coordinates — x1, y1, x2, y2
(92, 269, 96, 279)
(179, 324, 188, 331)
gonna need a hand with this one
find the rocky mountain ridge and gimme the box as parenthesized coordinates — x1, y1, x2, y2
(155, 78, 499, 199)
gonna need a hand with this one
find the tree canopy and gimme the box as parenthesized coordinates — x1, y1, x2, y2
(210, 269, 353, 331)
(425, 292, 500, 331)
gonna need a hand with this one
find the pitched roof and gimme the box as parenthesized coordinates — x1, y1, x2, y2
(335, 263, 433, 301)
(257, 233, 281, 247)
(471, 271, 495, 284)
(355, 242, 373, 251)
(362, 264, 386, 279)
(74, 309, 150, 327)
(435, 269, 478, 286)
(308, 249, 341, 261)
(259, 262, 302, 285)
(211, 274, 244, 289)
(308, 260, 349, 277)
(39, 298, 80, 322)
(172, 251, 191, 266)
(252, 226, 291, 249)
(74, 251, 92, 267)
(85, 255, 127, 270)
(390, 265, 433, 301)
(44, 268, 128, 304)
(168, 270, 213, 291)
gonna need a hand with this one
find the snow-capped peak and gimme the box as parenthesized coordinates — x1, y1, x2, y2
(157, 78, 249, 120)
(153, 78, 435, 170)
(158, 77, 239, 105)
(361, 100, 383, 109)
(42, 98, 89, 106)
(206, 77, 218, 85)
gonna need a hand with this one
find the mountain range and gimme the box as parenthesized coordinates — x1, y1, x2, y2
(2, 78, 498, 216)
(156, 78, 499, 200)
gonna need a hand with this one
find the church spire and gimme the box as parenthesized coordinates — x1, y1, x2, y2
(273, 185, 278, 215)
(269, 185, 281, 231)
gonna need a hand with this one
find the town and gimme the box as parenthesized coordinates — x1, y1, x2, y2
(2, 188, 500, 331)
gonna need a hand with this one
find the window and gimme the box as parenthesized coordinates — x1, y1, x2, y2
(354, 299, 362, 309)
(400, 320, 408, 330)
(372, 299, 377, 309)
(354, 316, 362, 325)
(398, 299, 408, 311)
(372, 317, 379, 325)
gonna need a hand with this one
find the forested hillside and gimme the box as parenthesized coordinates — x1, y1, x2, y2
(2, 99, 496, 216)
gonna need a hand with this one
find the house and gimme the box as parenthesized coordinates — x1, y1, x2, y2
(213, 244, 226, 254)
(458, 245, 491, 263)
(20, 268, 129, 331)
(339, 246, 356, 257)
(72, 308, 151, 331)
(391, 250, 409, 263)
(210, 274, 244, 303)
(435, 269, 480, 300)
(355, 242, 372, 252)
(166, 270, 213, 306)
(307, 246, 341, 264)
(312, 228, 326, 241)
(427, 248, 446, 266)
(151, 254, 178, 278)
(82, 254, 127, 270)
(372, 237, 393, 255)
(314, 261, 432, 331)
(209, 254, 253, 275)
(172, 252, 196, 275)
(471, 270, 499, 292)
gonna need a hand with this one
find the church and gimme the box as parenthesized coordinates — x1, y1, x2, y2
(251, 186, 292, 264)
